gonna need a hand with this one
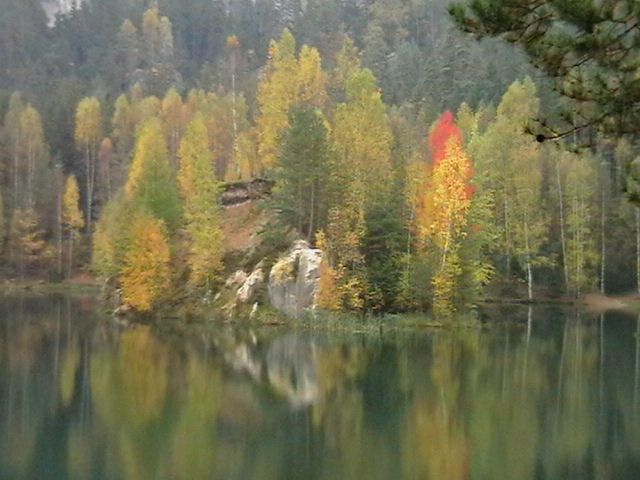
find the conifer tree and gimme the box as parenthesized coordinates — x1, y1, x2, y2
(121, 211, 171, 312)
(92, 192, 131, 280)
(177, 115, 224, 289)
(9, 208, 47, 277)
(274, 105, 330, 241)
(126, 119, 181, 229)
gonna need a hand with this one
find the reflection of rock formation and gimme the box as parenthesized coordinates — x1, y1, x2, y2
(224, 333, 368, 411)
(266, 335, 319, 407)
(226, 343, 262, 381)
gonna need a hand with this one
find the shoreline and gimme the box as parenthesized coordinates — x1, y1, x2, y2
(1, 279, 638, 316)
(481, 292, 640, 315)
(0, 279, 102, 296)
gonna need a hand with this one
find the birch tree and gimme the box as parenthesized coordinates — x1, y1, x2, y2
(74, 97, 102, 233)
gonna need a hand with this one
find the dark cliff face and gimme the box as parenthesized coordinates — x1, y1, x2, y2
(221, 179, 274, 207)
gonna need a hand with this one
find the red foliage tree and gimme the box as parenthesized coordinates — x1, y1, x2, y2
(428, 111, 474, 199)
(428, 111, 463, 167)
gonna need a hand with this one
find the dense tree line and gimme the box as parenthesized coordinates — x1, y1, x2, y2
(0, 0, 534, 175)
(1, 1, 639, 315)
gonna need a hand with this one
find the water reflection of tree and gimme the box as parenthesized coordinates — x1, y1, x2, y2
(0, 294, 103, 479)
(3, 300, 640, 480)
(400, 311, 625, 480)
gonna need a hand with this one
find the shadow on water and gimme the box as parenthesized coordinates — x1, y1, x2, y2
(1, 294, 640, 480)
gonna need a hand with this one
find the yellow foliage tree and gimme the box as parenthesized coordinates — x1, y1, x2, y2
(321, 67, 392, 310)
(332, 68, 393, 206)
(429, 138, 473, 316)
(161, 87, 190, 167)
(74, 97, 102, 232)
(126, 119, 181, 229)
(177, 115, 224, 288)
(297, 45, 327, 107)
(9, 208, 49, 276)
(121, 211, 171, 312)
(315, 231, 342, 311)
(63, 175, 84, 278)
(256, 28, 299, 171)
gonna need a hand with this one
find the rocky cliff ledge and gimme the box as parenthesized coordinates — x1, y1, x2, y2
(268, 240, 323, 318)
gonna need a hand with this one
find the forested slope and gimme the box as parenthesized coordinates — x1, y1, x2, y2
(1, 0, 637, 315)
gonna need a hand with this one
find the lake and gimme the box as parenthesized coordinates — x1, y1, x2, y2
(1, 294, 639, 480)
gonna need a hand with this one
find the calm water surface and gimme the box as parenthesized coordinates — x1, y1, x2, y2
(1, 294, 640, 480)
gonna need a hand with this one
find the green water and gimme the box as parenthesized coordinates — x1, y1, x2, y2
(1, 294, 640, 480)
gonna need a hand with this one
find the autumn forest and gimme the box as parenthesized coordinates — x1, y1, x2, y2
(2, 0, 639, 316)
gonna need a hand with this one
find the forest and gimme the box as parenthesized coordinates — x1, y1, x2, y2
(1, 0, 639, 316)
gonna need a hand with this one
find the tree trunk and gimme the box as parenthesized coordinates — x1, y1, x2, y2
(57, 183, 63, 278)
(26, 140, 33, 207)
(85, 142, 92, 233)
(636, 208, 640, 295)
(67, 234, 74, 280)
(13, 133, 20, 211)
(308, 181, 315, 243)
(577, 180, 584, 297)
(298, 180, 303, 234)
(634, 315, 640, 416)
(106, 156, 112, 202)
(556, 160, 569, 291)
(504, 189, 511, 275)
(600, 163, 607, 294)
(231, 67, 239, 162)
(523, 210, 533, 302)
(572, 186, 580, 297)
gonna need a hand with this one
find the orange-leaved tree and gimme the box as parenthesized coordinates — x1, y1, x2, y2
(121, 210, 171, 312)
(423, 112, 474, 316)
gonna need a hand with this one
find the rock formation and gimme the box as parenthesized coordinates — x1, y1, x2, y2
(268, 240, 323, 318)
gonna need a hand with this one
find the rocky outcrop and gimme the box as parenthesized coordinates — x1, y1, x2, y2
(268, 240, 323, 318)
(221, 179, 274, 207)
(225, 270, 248, 288)
(237, 262, 265, 304)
